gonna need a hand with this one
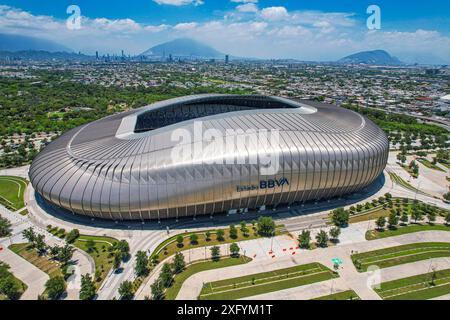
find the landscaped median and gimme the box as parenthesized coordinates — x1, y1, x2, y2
(151, 222, 286, 262)
(198, 262, 338, 300)
(165, 255, 252, 300)
(9, 243, 63, 278)
(366, 223, 449, 240)
(73, 235, 119, 289)
(352, 242, 450, 272)
(312, 290, 360, 300)
(374, 268, 450, 300)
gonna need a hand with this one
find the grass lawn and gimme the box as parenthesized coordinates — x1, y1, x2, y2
(375, 268, 450, 300)
(152, 225, 285, 260)
(417, 158, 445, 172)
(312, 290, 360, 300)
(366, 223, 449, 240)
(345, 198, 447, 225)
(0, 176, 28, 210)
(165, 256, 252, 300)
(73, 235, 118, 289)
(18, 209, 28, 216)
(349, 207, 392, 224)
(352, 242, 450, 272)
(198, 262, 337, 300)
(8, 243, 62, 278)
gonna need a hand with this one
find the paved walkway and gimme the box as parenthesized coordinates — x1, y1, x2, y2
(175, 231, 450, 300)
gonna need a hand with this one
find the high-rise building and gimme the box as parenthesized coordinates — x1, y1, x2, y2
(225, 54, 230, 64)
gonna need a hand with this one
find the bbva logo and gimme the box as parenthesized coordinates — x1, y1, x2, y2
(260, 178, 289, 189)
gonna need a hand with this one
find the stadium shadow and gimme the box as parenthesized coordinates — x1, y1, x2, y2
(34, 173, 385, 231)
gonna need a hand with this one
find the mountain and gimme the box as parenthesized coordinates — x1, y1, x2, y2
(0, 33, 71, 53)
(0, 50, 94, 61)
(338, 50, 402, 65)
(141, 38, 225, 59)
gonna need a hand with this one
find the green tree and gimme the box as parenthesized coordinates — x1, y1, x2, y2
(118, 281, 134, 300)
(0, 216, 12, 237)
(298, 230, 311, 249)
(229, 225, 238, 239)
(240, 221, 249, 236)
(388, 213, 399, 229)
(65, 229, 80, 244)
(230, 243, 240, 257)
(427, 211, 437, 224)
(329, 227, 341, 243)
(22, 227, 36, 244)
(210, 246, 221, 261)
(315, 230, 329, 248)
(34, 234, 47, 255)
(375, 217, 386, 230)
(114, 240, 130, 260)
(411, 209, 424, 223)
(57, 244, 74, 266)
(160, 263, 173, 288)
(113, 252, 122, 270)
(79, 274, 96, 300)
(189, 233, 198, 245)
(331, 208, 349, 227)
(257, 216, 276, 237)
(400, 212, 409, 225)
(445, 192, 450, 201)
(135, 251, 149, 277)
(205, 231, 211, 241)
(150, 279, 165, 300)
(216, 229, 225, 241)
(45, 276, 66, 300)
(172, 252, 186, 274)
(85, 239, 95, 253)
(0, 276, 21, 300)
(446, 213, 450, 226)
(176, 235, 184, 247)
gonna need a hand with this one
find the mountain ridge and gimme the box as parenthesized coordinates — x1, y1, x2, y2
(0, 33, 71, 53)
(141, 38, 225, 59)
(338, 50, 402, 65)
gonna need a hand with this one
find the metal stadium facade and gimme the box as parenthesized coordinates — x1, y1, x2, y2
(29, 94, 389, 221)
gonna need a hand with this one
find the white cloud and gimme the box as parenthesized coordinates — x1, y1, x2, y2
(152, 0, 204, 6)
(91, 18, 141, 32)
(145, 24, 170, 32)
(0, 4, 449, 64)
(236, 3, 258, 13)
(260, 7, 289, 21)
(174, 22, 198, 31)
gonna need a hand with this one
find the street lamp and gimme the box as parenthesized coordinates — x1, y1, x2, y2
(270, 230, 275, 252)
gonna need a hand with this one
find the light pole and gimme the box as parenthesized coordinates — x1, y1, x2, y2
(270, 230, 275, 252)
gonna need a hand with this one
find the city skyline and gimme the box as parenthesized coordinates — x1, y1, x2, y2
(0, 0, 449, 64)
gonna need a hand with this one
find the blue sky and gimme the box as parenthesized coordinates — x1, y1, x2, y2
(0, 0, 449, 63)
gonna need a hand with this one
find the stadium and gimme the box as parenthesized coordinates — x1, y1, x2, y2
(29, 94, 389, 221)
